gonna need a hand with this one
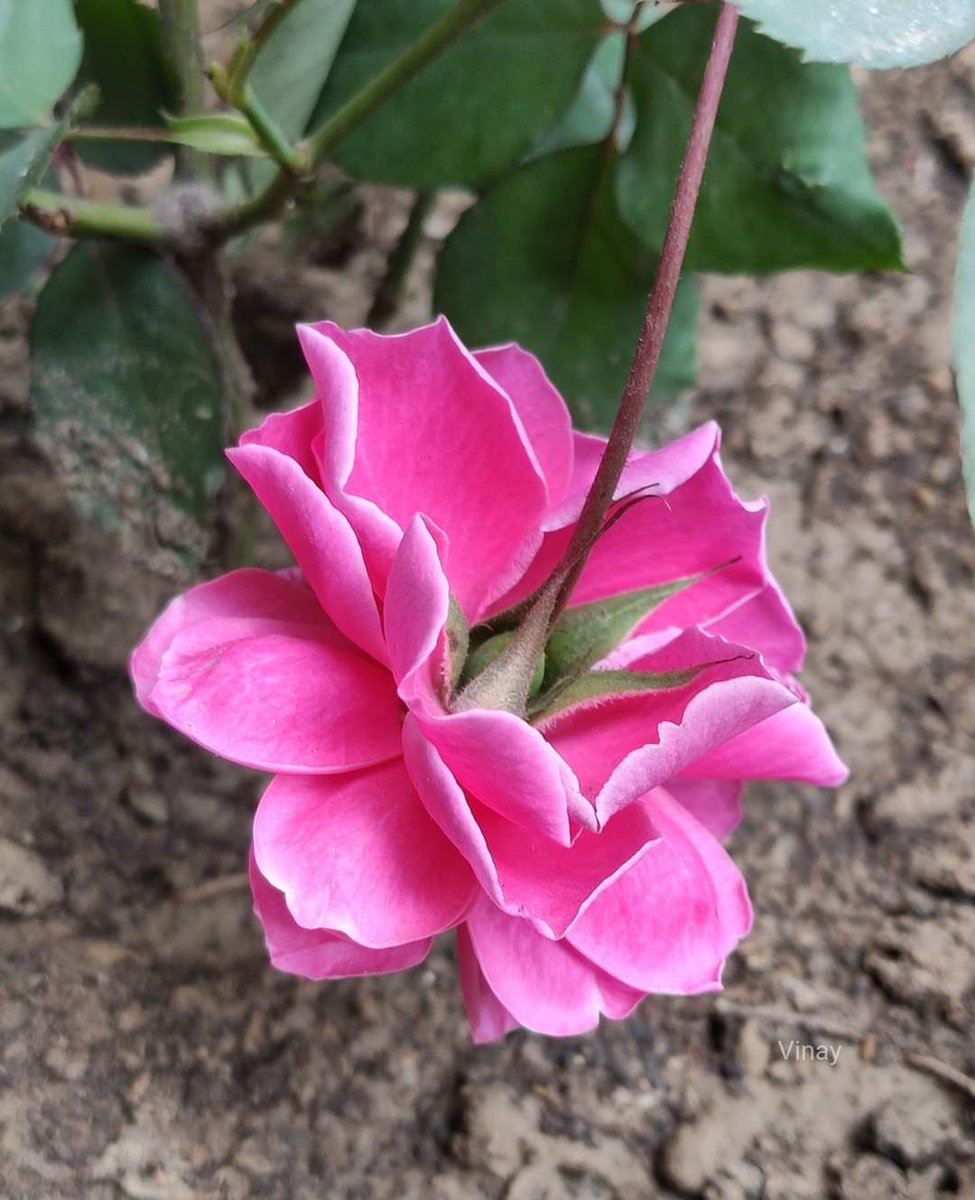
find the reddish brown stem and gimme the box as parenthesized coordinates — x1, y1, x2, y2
(551, 1, 740, 620)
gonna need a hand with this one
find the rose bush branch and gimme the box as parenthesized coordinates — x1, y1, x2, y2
(18, 0, 508, 248)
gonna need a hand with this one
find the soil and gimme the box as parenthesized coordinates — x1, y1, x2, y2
(3, 50, 975, 1200)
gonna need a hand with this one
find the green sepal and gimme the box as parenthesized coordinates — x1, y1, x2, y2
(543, 567, 724, 687)
(530, 665, 706, 725)
(460, 630, 546, 698)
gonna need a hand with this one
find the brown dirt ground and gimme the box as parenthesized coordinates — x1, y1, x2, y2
(2, 49, 975, 1200)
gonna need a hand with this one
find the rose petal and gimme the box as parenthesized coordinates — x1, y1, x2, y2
(539, 627, 797, 824)
(299, 317, 548, 619)
(465, 896, 645, 1037)
(682, 702, 848, 787)
(136, 570, 402, 774)
(456, 923, 520, 1044)
(131, 568, 321, 715)
(474, 343, 574, 506)
(666, 778, 744, 839)
(239, 398, 324, 481)
(249, 853, 431, 978)
(567, 789, 752, 994)
(383, 514, 450, 704)
(403, 715, 655, 938)
(228, 443, 386, 663)
(253, 761, 476, 949)
(488, 423, 723, 617)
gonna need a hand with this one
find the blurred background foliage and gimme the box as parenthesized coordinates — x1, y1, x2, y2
(1, 0, 973, 552)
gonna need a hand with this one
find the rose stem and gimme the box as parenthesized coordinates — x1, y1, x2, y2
(456, 3, 740, 714)
(550, 1, 740, 621)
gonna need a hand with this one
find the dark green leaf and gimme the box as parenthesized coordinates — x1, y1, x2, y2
(738, 0, 975, 68)
(164, 113, 266, 158)
(245, 0, 357, 189)
(0, 219, 54, 299)
(31, 244, 225, 537)
(952, 178, 975, 525)
(532, 32, 626, 157)
(0, 0, 82, 128)
(434, 146, 697, 429)
(252, 0, 357, 145)
(618, 7, 904, 273)
(72, 0, 174, 174)
(310, 0, 602, 186)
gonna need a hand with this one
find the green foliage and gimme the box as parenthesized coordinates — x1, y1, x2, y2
(618, 7, 904, 273)
(164, 113, 266, 158)
(0, 120, 73, 224)
(0, 0, 82, 128)
(72, 0, 174, 174)
(435, 145, 697, 428)
(251, 0, 357, 146)
(0, 220, 54, 299)
(531, 32, 626, 157)
(952, 179, 975, 525)
(737, 0, 975, 69)
(31, 243, 226, 538)
(70, 0, 172, 175)
(246, 0, 357, 188)
(310, 0, 602, 186)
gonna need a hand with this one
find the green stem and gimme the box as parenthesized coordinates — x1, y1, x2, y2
(211, 0, 505, 239)
(238, 87, 309, 174)
(158, 0, 210, 180)
(66, 125, 177, 143)
(22, 189, 164, 243)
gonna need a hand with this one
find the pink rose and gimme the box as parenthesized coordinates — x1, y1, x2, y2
(131, 318, 846, 1041)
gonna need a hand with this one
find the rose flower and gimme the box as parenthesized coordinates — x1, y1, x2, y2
(132, 318, 845, 1041)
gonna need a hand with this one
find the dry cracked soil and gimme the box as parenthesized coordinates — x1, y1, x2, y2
(2, 46, 975, 1200)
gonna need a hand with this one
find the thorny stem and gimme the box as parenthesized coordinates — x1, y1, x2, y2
(549, 1, 739, 622)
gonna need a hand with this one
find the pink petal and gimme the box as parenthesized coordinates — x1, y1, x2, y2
(420, 706, 582, 844)
(567, 789, 752, 994)
(249, 853, 431, 978)
(456, 924, 519, 1044)
(136, 571, 402, 774)
(682, 702, 848, 787)
(474, 343, 574, 506)
(228, 443, 386, 663)
(465, 896, 644, 1037)
(489, 423, 723, 617)
(567, 439, 805, 674)
(667, 778, 744, 839)
(385, 517, 589, 844)
(298, 317, 548, 619)
(253, 761, 476, 949)
(239, 398, 324, 482)
(383, 514, 450, 704)
(539, 627, 798, 825)
(131, 567, 321, 716)
(403, 715, 655, 938)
